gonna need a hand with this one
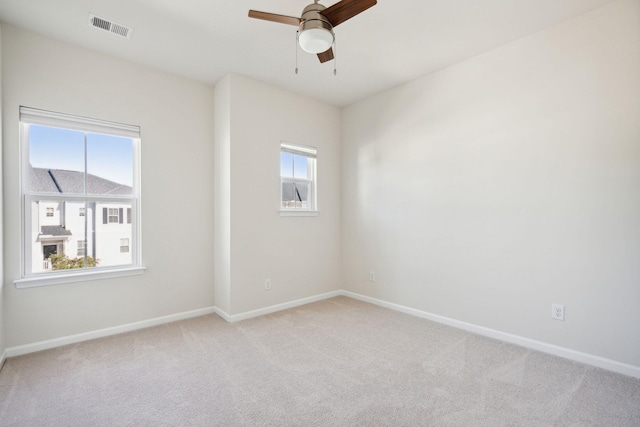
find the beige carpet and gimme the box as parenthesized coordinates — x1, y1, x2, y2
(1, 296, 639, 426)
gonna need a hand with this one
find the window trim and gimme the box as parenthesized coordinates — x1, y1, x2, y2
(19, 107, 139, 138)
(77, 239, 87, 257)
(279, 142, 318, 215)
(107, 207, 120, 224)
(15, 107, 143, 288)
(14, 267, 146, 288)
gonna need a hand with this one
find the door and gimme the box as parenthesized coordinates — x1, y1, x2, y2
(43, 244, 58, 260)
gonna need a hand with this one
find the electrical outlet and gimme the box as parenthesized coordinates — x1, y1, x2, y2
(369, 271, 376, 282)
(551, 303, 564, 321)
(264, 279, 271, 291)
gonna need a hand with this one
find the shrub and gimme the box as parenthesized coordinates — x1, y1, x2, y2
(50, 254, 99, 270)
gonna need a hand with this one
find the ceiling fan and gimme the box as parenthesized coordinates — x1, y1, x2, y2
(248, 0, 377, 64)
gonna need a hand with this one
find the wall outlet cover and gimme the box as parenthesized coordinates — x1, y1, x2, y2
(552, 303, 565, 321)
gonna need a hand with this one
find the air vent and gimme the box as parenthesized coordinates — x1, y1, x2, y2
(88, 14, 134, 39)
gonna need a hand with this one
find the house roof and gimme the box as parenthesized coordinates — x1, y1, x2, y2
(29, 166, 132, 195)
(41, 225, 72, 236)
(282, 182, 309, 202)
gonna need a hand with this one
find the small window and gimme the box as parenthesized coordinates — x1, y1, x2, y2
(79, 207, 85, 217)
(46, 207, 54, 217)
(120, 238, 130, 253)
(108, 208, 119, 223)
(77, 240, 86, 256)
(280, 143, 317, 212)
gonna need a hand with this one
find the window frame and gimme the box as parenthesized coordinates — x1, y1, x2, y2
(120, 238, 130, 253)
(77, 239, 87, 257)
(108, 208, 120, 224)
(15, 107, 145, 288)
(279, 142, 318, 216)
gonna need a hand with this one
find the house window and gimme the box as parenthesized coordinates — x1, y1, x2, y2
(18, 107, 142, 287)
(280, 143, 317, 212)
(120, 238, 130, 253)
(108, 208, 120, 223)
(77, 240, 86, 256)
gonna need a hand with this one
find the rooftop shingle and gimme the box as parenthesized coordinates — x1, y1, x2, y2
(28, 166, 132, 195)
(41, 225, 72, 236)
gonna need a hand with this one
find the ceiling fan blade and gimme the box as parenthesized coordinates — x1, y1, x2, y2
(317, 47, 334, 63)
(248, 10, 301, 26)
(320, 0, 377, 27)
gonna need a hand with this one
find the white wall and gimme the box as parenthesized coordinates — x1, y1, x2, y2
(0, 23, 5, 361)
(342, 0, 640, 367)
(2, 25, 216, 347)
(217, 74, 342, 315)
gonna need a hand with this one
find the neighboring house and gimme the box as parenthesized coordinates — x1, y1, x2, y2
(281, 182, 309, 209)
(29, 166, 132, 272)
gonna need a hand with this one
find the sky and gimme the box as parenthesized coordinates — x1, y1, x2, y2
(29, 125, 134, 186)
(280, 151, 309, 179)
(31, 124, 310, 188)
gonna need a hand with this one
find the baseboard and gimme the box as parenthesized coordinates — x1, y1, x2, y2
(4, 291, 343, 358)
(5, 289, 639, 379)
(0, 349, 7, 372)
(212, 306, 232, 322)
(342, 290, 640, 379)
(5, 306, 216, 358)
(214, 290, 342, 323)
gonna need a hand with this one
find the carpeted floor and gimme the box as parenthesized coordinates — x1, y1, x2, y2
(1, 296, 639, 426)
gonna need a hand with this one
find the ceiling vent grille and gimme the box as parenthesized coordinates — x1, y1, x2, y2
(89, 14, 134, 39)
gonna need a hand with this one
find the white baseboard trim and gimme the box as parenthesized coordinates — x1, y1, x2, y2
(214, 290, 342, 323)
(5, 306, 216, 358)
(342, 290, 640, 379)
(5, 289, 638, 379)
(0, 349, 7, 372)
(212, 306, 232, 322)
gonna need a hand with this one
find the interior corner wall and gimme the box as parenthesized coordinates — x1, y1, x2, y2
(225, 74, 342, 315)
(0, 23, 5, 359)
(214, 75, 231, 314)
(342, 0, 640, 367)
(2, 25, 216, 348)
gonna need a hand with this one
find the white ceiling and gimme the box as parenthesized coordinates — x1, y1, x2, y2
(0, 0, 619, 106)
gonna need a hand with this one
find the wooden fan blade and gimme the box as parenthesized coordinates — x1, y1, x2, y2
(317, 47, 334, 63)
(248, 10, 301, 26)
(320, 0, 377, 27)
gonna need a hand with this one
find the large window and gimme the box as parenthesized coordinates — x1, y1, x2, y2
(17, 107, 142, 287)
(280, 143, 317, 213)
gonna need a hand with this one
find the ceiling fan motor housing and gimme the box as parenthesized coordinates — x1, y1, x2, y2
(298, 2, 335, 54)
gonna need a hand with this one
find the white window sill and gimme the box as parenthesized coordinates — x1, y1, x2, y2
(279, 210, 319, 217)
(14, 266, 146, 289)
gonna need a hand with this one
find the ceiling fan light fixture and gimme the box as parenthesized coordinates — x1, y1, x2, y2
(298, 28, 334, 54)
(248, 0, 378, 62)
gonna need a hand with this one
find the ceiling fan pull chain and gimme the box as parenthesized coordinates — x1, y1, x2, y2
(333, 40, 337, 76)
(295, 31, 299, 74)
